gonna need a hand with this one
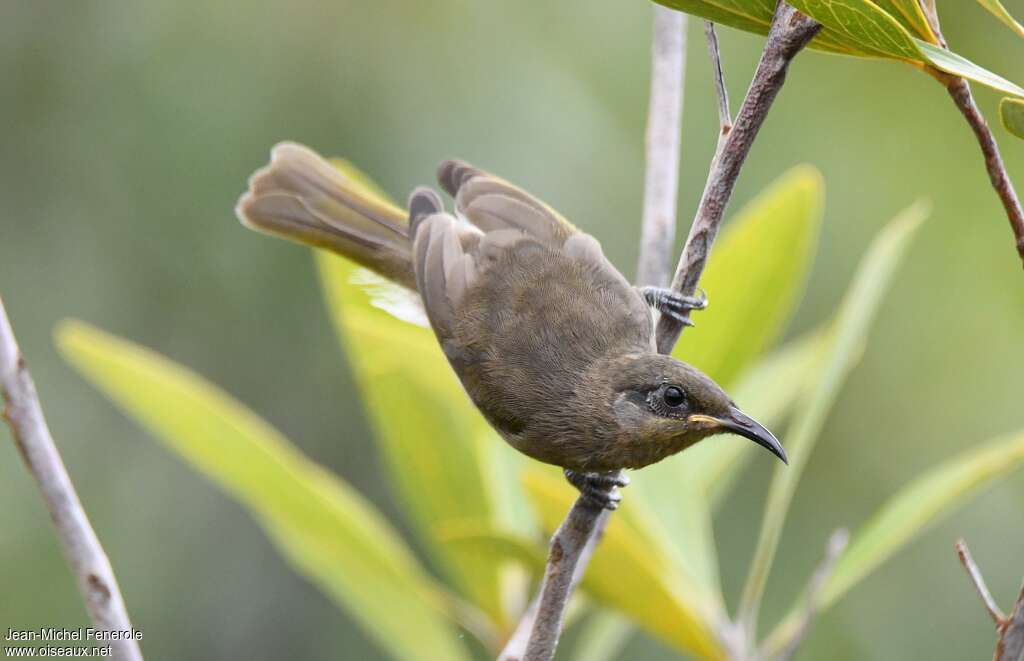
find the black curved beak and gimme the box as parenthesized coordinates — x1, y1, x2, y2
(690, 407, 787, 464)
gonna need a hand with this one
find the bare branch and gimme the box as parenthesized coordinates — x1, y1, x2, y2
(0, 297, 143, 661)
(636, 6, 688, 288)
(770, 529, 849, 661)
(956, 539, 1006, 624)
(655, 2, 821, 354)
(920, 2, 1024, 266)
(499, 511, 610, 661)
(704, 21, 732, 138)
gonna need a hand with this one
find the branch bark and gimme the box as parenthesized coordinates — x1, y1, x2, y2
(955, 539, 1024, 661)
(655, 2, 821, 354)
(0, 297, 143, 661)
(920, 1, 1024, 266)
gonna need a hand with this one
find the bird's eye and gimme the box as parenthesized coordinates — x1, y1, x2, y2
(662, 385, 686, 408)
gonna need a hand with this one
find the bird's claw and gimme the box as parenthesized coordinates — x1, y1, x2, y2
(639, 287, 708, 326)
(564, 469, 629, 510)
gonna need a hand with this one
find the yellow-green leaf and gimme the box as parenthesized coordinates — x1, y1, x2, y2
(738, 201, 928, 621)
(914, 39, 1024, 98)
(977, 0, 1024, 38)
(654, 0, 1024, 98)
(1000, 97, 1024, 139)
(569, 610, 635, 661)
(318, 252, 521, 626)
(521, 467, 725, 660)
(764, 429, 1024, 657)
(789, 0, 922, 60)
(675, 165, 823, 387)
(55, 320, 469, 661)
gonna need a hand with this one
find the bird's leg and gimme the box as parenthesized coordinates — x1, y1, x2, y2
(638, 286, 708, 326)
(563, 469, 630, 510)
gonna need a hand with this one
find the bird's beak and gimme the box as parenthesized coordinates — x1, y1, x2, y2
(688, 407, 788, 464)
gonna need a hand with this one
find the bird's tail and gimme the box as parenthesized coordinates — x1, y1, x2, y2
(236, 142, 417, 289)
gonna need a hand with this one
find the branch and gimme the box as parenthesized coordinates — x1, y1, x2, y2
(513, 7, 688, 661)
(636, 4, 688, 288)
(704, 20, 732, 139)
(920, 2, 1024, 266)
(498, 510, 610, 661)
(0, 297, 143, 661)
(655, 1, 821, 354)
(768, 529, 849, 661)
(956, 539, 1005, 623)
(955, 539, 1024, 661)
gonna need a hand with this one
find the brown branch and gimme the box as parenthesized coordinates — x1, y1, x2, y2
(920, 2, 1024, 266)
(955, 539, 1024, 661)
(0, 296, 143, 661)
(655, 1, 821, 354)
(497, 511, 609, 660)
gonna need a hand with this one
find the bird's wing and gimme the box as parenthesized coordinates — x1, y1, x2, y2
(437, 160, 578, 246)
(410, 188, 483, 338)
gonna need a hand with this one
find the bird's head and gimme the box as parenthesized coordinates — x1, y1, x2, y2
(603, 353, 786, 469)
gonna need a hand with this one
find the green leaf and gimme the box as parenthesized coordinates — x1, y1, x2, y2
(653, 1, 1024, 98)
(55, 320, 469, 661)
(788, 0, 923, 60)
(521, 467, 726, 660)
(1000, 97, 1024, 139)
(569, 610, 635, 661)
(977, 0, 1024, 39)
(763, 429, 1024, 657)
(675, 165, 823, 388)
(435, 522, 547, 580)
(737, 201, 928, 623)
(914, 39, 1024, 98)
(318, 252, 524, 627)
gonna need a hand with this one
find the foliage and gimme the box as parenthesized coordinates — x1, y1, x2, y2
(56, 159, 1024, 660)
(653, 0, 1024, 97)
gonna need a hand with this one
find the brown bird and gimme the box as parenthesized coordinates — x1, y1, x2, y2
(236, 142, 786, 508)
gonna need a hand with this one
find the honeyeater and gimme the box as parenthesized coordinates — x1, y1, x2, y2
(236, 142, 786, 508)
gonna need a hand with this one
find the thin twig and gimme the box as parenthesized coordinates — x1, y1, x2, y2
(704, 21, 732, 139)
(956, 539, 1005, 624)
(499, 511, 609, 661)
(515, 7, 689, 661)
(920, 1, 1024, 266)
(521, 504, 611, 661)
(655, 1, 821, 354)
(955, 539, 1024, 661)
(0, 297, 143, 661)
(636, 5, 688, 288)
(769, 529, 849, 661)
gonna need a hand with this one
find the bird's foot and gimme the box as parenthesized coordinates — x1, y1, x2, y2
(564, 469, 630, 511)
(638, 286, 708, 326)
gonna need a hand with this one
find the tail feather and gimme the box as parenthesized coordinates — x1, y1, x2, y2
(236, 142, 417, 289)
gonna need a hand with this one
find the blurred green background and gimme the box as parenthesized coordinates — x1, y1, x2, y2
(2, 1, 1023, 659)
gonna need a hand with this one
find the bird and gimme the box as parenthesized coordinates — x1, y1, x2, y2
(236, 142, 786, 509)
